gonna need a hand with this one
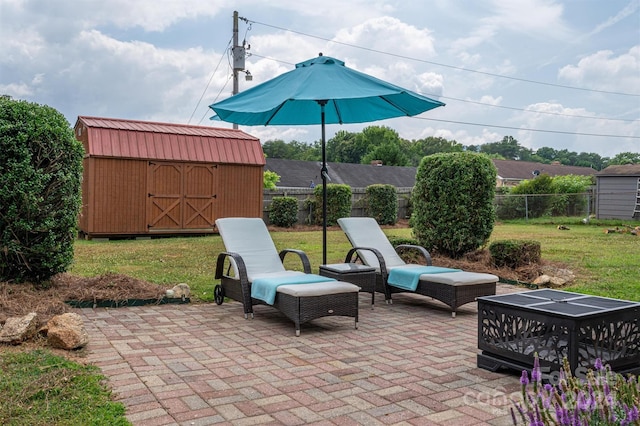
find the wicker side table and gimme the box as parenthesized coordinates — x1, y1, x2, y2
(319, 263, 377, 308)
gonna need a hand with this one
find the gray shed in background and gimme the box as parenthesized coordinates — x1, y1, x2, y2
(595, 164, 640, 220)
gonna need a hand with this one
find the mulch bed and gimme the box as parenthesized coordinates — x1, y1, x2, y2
(0, 273, 172, 328)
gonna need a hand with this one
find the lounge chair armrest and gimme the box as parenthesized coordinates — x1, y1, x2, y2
(394, 244, 433, 266)
(215, 251, 249, 283)
(279, 249, 312, 274)
(344, 246, 388, 275)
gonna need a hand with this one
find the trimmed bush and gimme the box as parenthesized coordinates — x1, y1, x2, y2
(0, 98, 84, 282)
(489, 239, 541, 268)
(412, 152, 496, 258)
(269, 196, 298, 227)
(366, 184, 398, 225)
(313, 184, 352, 226)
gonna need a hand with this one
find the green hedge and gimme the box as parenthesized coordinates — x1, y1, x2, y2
(0, 98, 84, 282)
(489, 239, 541, 268)
(412, 152, 496, 258)
(269, 196, 298, 227)
(366, 184, 397, 225)
(313, 184, 352, 226)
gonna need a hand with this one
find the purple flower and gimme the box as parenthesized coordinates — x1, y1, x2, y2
(594, 358, 603, 370)
(520, 369, 529, 386)
(532, 355, 541, 383)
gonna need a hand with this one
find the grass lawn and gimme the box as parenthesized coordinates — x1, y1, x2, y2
(70, 220, 640, 302)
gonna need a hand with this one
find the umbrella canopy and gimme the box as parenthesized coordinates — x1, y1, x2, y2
(210, 54, 445, 263)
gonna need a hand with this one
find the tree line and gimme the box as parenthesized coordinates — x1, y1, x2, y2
(262, 125, 640, 170)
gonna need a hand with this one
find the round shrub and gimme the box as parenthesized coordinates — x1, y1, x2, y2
(313, 184, 352, 226)
(0, 98, 84, 282)
(412, 152, 496, 258)
(269, 196, 299, 227)
(366, 184, 398, 225)
(489, 239, 541, 268)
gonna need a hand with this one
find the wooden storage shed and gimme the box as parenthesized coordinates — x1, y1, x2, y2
(75, 116, 265, 238)
(595, 164, 640, 220)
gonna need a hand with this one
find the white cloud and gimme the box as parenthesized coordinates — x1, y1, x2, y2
(558, 46, 640, 93)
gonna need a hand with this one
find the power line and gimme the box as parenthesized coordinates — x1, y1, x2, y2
(247, 19, 640, 98)
(198, 73, 232, 125)
(433, 94, 638, 123)
(415, 116, 640, 138)
(188, 37, 233, 125)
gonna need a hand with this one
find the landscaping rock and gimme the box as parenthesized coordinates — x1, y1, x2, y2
(171, 283, 190, 299)
(0, 312, 38, 344)
(47, 312, 89, 350)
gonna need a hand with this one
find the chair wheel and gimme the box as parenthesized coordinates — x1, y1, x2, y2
(214, 285, 224, 305)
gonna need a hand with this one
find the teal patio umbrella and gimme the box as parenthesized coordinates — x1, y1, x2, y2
(210, 54, 445, 264)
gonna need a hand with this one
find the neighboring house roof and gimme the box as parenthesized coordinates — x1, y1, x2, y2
(265, 158, 417, 188)
(492, 159, 596, 181)
(265, 158, 598, 188)
(595, 164, 640, 177)
(75, 116, 265, 166)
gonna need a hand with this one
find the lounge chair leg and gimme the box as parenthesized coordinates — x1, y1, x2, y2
(295, 328, 300, 337)
(355, 320, 358, 330)
(244, 313, 248, 319)
(451, 311, 456, 318)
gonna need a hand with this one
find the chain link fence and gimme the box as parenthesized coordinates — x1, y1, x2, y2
(494, 191, 595, 221)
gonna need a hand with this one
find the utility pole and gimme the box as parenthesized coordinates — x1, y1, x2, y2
(231, 10, 245, 130)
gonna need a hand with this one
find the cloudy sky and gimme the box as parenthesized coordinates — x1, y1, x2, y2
(1, 0, 638, 158)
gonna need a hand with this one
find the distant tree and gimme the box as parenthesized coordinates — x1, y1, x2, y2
(408, 136, 463, 166)
(535, 147, 558, 162)
(480, 136, 522, 160)
(607, 151, 640, 165)
(262, 139, 290, 158)
(262, 139, 318, 160)
(362, 142, 409, 166)
(326, 130, 361, 163)
(299, 140, 321, 161)
(574, 152, 604, 170)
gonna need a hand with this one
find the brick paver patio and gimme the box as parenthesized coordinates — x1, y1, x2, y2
(80, 284, 524, 425)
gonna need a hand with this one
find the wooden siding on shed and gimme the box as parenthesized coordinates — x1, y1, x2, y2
(215, 164, 264, 218)
(85, 158, 148, 234)
(596, 176, 639, 219)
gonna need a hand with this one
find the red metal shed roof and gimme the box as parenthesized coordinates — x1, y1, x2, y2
(75, 116, 265, 166)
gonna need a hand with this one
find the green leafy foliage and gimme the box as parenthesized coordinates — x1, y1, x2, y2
(497, 174, 593, 219)
(489, 240, 541, 268)
(0, 98, 84, 282)
(366, 184, 398, 225)
(313, 184, 352, 226)
(411, 152, 496, 258)
(263, 170, 280, 189)
(269, 196, 299, 227)
(549, 174, 593, 216)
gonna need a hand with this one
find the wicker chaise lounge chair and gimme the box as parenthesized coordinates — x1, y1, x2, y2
(214, 217, 359, 336)
(338, 217, 498, 317)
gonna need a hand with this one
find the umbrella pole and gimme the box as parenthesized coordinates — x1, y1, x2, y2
(319, 100, 328, 265)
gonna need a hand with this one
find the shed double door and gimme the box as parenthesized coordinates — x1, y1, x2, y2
(147, 162, 217, 231)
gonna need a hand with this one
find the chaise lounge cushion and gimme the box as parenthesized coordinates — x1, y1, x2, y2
(277, 281, 360, 297)
(251, 271, 338, 305)
(387, 265, 461, 291)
